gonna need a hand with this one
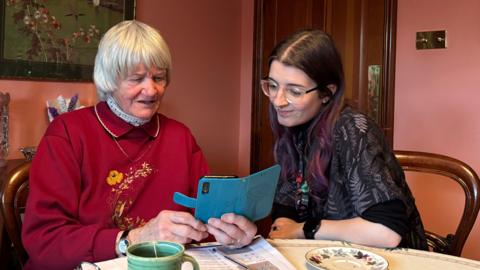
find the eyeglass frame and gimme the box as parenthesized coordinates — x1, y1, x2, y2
(260, 78, 328, 104)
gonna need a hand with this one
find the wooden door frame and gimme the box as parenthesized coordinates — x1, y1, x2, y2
(382, 0, 397, 146)
(249, 0, 274, 173)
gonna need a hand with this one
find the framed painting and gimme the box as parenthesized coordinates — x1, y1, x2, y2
(0, 0, 135, 81)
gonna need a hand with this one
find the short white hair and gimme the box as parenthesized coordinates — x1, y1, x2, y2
(93, 20, 172, 100)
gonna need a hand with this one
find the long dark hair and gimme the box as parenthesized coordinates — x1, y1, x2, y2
(268, 29, 345, 207)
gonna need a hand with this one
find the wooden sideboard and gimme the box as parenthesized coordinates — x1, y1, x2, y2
(0, 159, 29, 269)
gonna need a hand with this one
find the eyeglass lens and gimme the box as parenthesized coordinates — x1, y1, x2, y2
(261, 80, 318, 103)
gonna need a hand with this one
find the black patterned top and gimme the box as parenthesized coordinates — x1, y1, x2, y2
(273, 108, 428, 250)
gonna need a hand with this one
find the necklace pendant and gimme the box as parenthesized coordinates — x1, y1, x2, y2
(296, 174, 302, 184)
(113, 137, 155, 163)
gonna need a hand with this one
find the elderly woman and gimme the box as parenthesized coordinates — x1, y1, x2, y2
(265, 29, 428, 250)
(22, 20, 256, 270)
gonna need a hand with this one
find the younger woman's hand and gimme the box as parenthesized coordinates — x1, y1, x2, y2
(207, 213, 257, 248)
(269, 217, 304, 239)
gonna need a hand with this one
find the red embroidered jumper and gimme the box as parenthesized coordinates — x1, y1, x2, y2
(22, 102, 209, 270)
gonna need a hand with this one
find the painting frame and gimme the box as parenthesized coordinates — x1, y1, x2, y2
(0, 0, 135, 82)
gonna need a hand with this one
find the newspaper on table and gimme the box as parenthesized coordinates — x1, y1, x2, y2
(94, 236, 296, 270)
(184, 236, 296, 269)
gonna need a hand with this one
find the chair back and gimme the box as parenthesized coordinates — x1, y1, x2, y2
(395, 150, 480, 256)
(1, 161, 30, 267)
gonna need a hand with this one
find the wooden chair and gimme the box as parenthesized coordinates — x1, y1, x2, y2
(1, 161, 31, 267)
(395, 150, 480, 256)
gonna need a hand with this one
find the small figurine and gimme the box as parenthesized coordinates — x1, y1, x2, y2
(46, 94, 83, 122)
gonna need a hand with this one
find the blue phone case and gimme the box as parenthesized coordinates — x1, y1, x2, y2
(173, 164, 281, 223)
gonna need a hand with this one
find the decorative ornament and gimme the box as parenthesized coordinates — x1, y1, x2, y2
(46, 94, 84, 122)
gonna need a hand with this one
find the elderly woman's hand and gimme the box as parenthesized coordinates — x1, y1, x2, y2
(129, 210, 209, 244)
(207, 213, 257, 248)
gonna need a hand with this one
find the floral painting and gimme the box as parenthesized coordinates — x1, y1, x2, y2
(0, 0, 135, 81)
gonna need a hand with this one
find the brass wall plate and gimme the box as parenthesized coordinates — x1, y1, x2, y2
(416, 30, 447, 49)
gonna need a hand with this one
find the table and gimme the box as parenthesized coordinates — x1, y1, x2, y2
(270, 239, 480, 270)
(97, 238, 480, 270)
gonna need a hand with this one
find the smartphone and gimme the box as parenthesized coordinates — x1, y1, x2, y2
(174, 164, 281, 223)
(201, 176, 237, 194)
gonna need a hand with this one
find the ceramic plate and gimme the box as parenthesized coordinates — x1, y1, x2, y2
(305, 247, 388, 270)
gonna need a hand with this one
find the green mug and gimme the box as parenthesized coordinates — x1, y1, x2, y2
(127, 241, 199, 270)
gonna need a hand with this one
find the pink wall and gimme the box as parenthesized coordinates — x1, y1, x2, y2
(395, 0, 480, 260)
(0, 0, 253, 176)
(238, 0, 254, 176)
(136, 0, 253, 175)
(0, 82, 97, 160)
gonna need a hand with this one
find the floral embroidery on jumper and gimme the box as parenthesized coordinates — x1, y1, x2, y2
(106, 170, 124, 185)
(107, 162, 153, 230)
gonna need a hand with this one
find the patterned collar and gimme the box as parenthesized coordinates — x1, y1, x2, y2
(106, 95, 149, 127)
(94, 101, 160, 138)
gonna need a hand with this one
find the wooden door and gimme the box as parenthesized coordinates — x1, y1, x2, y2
(250, 0, 397, 172)
(327, 0, 397, 146)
